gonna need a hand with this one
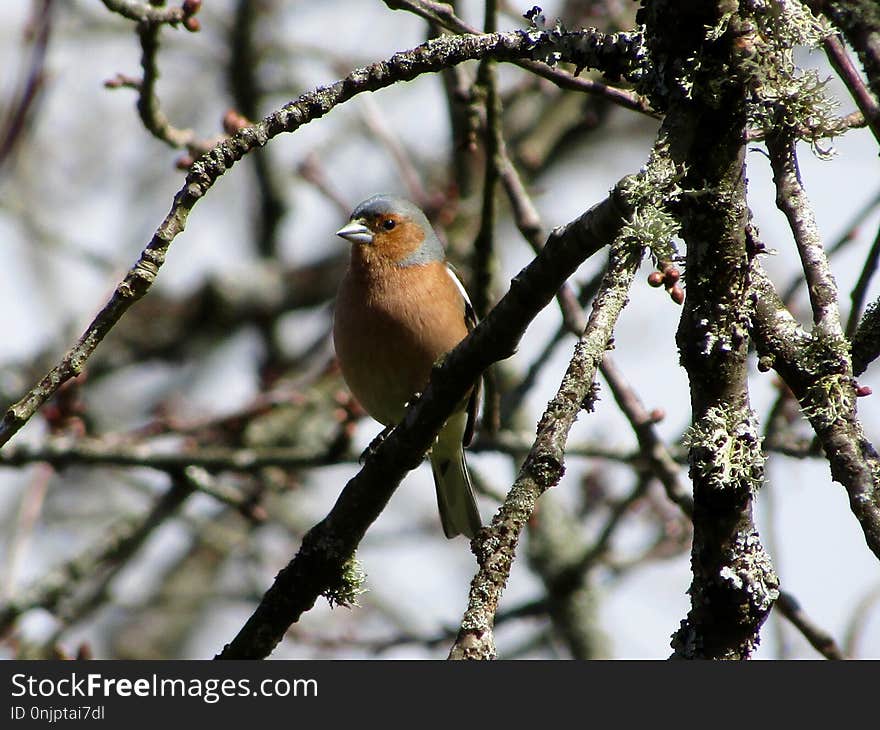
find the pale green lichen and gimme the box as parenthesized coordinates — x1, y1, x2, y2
(323, 555, 368, 608)
(795, 330, 854, 428)
(800, 374, 854, 430)
(683, 406, 766, 493)
(752, 70, 844, 156)
(618, 141, 684, 264)
(618, 204, 679, 254)
(746, 0, 831, 49)
(743, 0, 845, 154)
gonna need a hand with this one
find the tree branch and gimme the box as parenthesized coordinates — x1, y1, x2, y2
(448, 221, 640, 660)
(101, 0, 191, 25)
(773, 590, 846, 660)
(810, 0, 880, 102)
(845, 225, 880, 338)
(0, 0, 54, 171)
(766, 132, 844, 337)
(0, 473, 195, 634)
(385, 0, 657, 116)
(751, 263, 880, 561)
(641, 2, 779, 659)
(821, 33, 880, 145)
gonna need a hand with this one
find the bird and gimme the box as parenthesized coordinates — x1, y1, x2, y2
(333, 194, 482, 539)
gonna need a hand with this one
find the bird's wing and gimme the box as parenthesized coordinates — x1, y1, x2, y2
(445, 263, 481, 446)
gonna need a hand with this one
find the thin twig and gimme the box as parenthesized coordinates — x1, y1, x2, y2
(0, 0, 53, 171)
(469, 0, 503, 435)
(295, 153, 352, 216)
(0, 438, 351, 473)
(101, 0, 189, 25)
(227, 0, 286, 261)
(773, 590, 846, 660)
(822, 33, 880, 145)
(842, 584, 880, 657)
(133, 21, 218, 153)
(1, 466, 50, 602)
(358, 94, 428, 207)
(845, 225, 880, 338)
(809, 0, 880, 102)
(0, 475, 195, 634)
(471, 0, 501, 321)
(599, 356, 694, 516)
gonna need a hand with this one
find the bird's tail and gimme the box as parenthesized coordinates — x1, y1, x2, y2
(430, 412, 482, 539)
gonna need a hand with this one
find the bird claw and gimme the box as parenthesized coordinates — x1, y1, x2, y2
(360, 423, 396, 464)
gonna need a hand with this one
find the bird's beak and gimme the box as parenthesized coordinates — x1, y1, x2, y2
(336, 220, 373, 245)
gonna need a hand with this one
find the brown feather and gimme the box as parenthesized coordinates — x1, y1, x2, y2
(334, 256, 471, 425)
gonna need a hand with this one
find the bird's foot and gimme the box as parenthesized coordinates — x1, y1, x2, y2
(405, 392, 422, 408)
(360, 423, 396, 464)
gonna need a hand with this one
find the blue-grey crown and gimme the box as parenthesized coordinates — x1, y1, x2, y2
(351, 194, 445, 266)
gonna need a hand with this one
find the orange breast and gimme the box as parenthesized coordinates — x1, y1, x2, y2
(333, 260, 468, 425)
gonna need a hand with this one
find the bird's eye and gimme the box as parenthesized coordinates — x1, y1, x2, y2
(382, 219, 396, 231)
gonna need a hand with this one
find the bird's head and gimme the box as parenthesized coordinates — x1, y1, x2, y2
(336, 194, 444, 267)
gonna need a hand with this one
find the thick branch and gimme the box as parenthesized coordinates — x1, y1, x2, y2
(641, 2, 779, 659)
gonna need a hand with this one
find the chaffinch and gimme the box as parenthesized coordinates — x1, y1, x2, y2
(333, 194, 482, 539)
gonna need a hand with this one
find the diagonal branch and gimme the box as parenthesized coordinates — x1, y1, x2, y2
(773, 591, 846, 660)
(0, 473, 195, 634)
(766, 132, 844, 337)
(448, 234, 642, 660)
(809, 0, 880, 102)
(821, 33, 880, 145)
(751, 263, 880, 561)
(0, 0, 54, 172)
(845, 225, 880, 338)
